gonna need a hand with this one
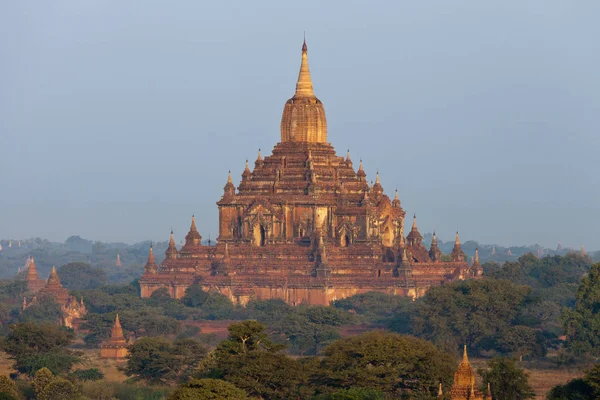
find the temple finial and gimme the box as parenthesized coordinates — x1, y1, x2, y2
(412, 214, 417, 230)
(438, 383, 443, 397)
(455, 231, 460, 245)
(295, 37, 314, 96)
(257, 148, 262, 161)
(227, 170, 232, 184)
(462, 344, 469, 363)
(375, 170, 380, 185)
(474, 248, 480, 264)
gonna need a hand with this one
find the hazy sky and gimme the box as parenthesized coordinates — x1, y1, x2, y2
(1, 1, 599, 249)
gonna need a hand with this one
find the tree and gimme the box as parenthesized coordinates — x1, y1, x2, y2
(208, 321, 311, 399)
(315, 331, 454, 398)
(17, 296, 62, 324)
(477, 357, 535, 400)
(57, 262, 107, 290)
(0, 376, 20, 400)
(406, 278, 541, 355)
(37, 377, 81, 400)
(33, 368, 54, 398)
(123, 337, 207, 385)
(332, 291, 413, 324)
(182, 284, 209, 307)
(168, 378, 248, 400)
(1, 322, 81, 376)
(562, 262, 600, 356)
(547, 363, 600, 400)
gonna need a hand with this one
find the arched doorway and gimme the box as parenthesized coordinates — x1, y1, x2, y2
(340, 234, 350, 248)
(253, 224, 266, 247)
(382, 226, 393, 247)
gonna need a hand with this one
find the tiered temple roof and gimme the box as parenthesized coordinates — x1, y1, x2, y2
(138, 39, 481, 305)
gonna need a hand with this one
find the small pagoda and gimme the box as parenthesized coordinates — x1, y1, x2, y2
(438, 346, 492, 400)
(100, 314, 129, 359)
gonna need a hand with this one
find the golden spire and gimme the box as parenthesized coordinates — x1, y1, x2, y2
(462, 345, 469, 364)
(191, 215, 197, 232)
(486, 383, 492, 400)
(257, 149, 262, 161)
(245, 159, 250, 172)
(227, 170, 232, 184)
(470, 383, 476, 398)
(169, 230, 176, 247)
(438, 383, 443, 397)
(432, 230, 437, 244)
(295, 38, 314, 97)
(375, 171, 380, 185)
(412, 214, 418, 230)
(394, 190, 399, 201)
(280, 38, 327, 143)
(474, 248, 480, 264)
(455, 231, 461, 246)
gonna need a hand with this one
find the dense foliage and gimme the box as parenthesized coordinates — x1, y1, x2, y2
(561, 262, 600, 356)
(1, 323, 81, 376)
(477, 357, 535, 400)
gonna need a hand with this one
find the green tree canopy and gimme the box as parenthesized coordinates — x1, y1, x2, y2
(207, 321, 312, 400)
(404, 278, 548, 356)
(168, 378, 248, 400)
(57, 262, 107, 290)
(1, 322, 81, 376)
(477, 357, 535, 400)
(315, 331, 454, 398)
(561, 262, 600, 356)
(123, 337, 207, 385)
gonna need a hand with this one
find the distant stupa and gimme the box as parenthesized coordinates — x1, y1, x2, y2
(491, 246, 496, 255)
(581, 245, 586, 256)
(18, 240, 21, 248)
(557, 241, 563, 251)
(8, 240, 11, 248)
(507, 248, 512, 256)
(537, 248, 543, 258)
(116, 254, 122, 267)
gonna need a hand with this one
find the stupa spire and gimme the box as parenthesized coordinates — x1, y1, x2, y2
(462, 344, 469, 363)
(412, 214, 418, 230)
(486, 383, 492, 400)
(147, 244, 155, 264)
(474, 248, 480, 264)
(295, 37, 314, 97)
(455, 231, 461, 246)
(281, 38, 327, 143)
(111, 313, 125, 339)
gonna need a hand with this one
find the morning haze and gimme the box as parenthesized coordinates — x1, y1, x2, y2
(1, 1, 598, 249)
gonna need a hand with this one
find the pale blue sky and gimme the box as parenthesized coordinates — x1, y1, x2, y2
(1, 1, 599, 249)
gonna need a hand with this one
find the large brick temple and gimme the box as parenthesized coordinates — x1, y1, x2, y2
(139, 40, 482, 305)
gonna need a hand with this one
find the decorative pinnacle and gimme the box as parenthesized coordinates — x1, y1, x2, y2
(394, 189, 399, 201)
(295, 38, 314, 96)
(462, 344, 469, 363)
(412, 214, 417, 230)
(190, 215, 197, 231)
(227, 170, 232, 184)
(375, 170, 380, 185)
(474, 248, 480, 263)
(245, 159, 249, 171)
(455, 231, 461, 246)
(257, 149, 262, 161)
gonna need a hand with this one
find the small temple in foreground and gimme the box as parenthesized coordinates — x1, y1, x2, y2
(100, 314, 129, 359)
(440, 346, 492, 400)
(139, 40, 483, 305)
